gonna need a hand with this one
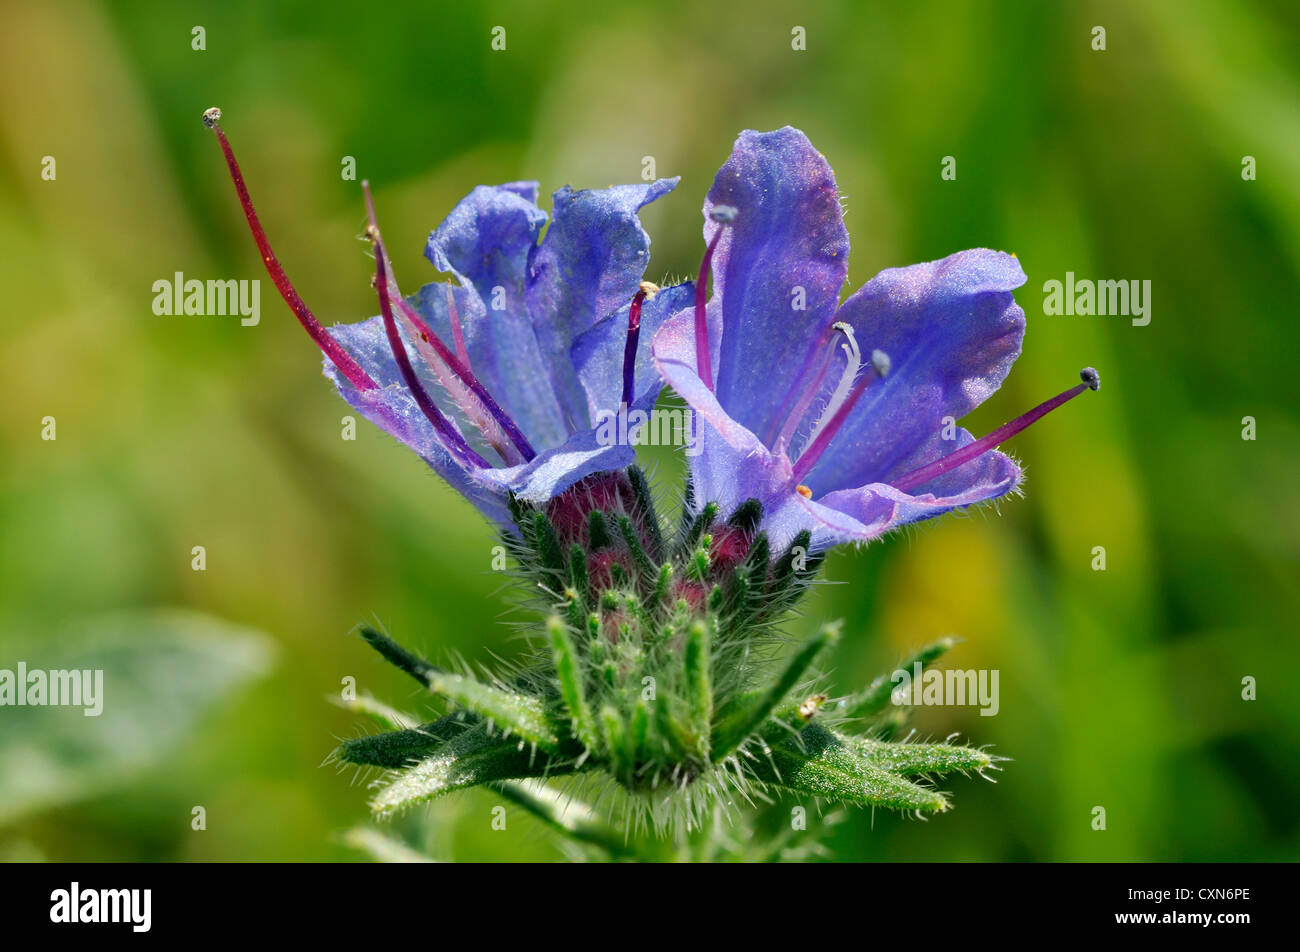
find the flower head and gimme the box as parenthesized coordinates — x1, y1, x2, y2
(653, 127, 1098, 551)
(204, 113, 1072, 851)
(203, 106, 691, 527)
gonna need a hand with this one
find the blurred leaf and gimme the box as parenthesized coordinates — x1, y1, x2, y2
(0, 610, 274, 825)
(369, 726, 578, 818)
(339, 826, 435, 863)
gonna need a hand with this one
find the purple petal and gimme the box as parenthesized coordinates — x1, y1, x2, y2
(652, 307, 751, 456)
(816, 448, 1022, 542)
(323, 318, 512, 525)
(689, 410, 1022, 551)
(477, 426, 637, 506)
(424, 184, 569, 449)
(679, 406, 892, 551)
(705, 128, 850, 442)
(655, 299, 1024, 550)
(526, 178, 678, 428)
(801, 249, 1027, 494)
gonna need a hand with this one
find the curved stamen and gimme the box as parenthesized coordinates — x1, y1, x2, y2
(621, 282, 655, 408)
(363, 183, 535, 465)
(369, 213, 490, 470)
(391, 293, 533, 463)
(202, 107, 376, 392)
(891, 367, 1100, 493)
(694, 205, 737, 393)
(800, 322, 862, 453)
(790, 348, 891, 485)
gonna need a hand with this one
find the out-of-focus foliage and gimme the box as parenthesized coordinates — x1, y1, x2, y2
(0, 0, 1296, 861)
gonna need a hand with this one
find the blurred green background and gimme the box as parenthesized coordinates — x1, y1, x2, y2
(1, 0, 1297, 861)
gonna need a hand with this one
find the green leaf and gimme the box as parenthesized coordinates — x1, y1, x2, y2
(330, 692, 417, 731)
(750, 725, 949, 813)
(567, 544, 590, 605)
(849, 736, 994, 776)
(490, 780, 630, 858)
(684, 619, 713, 758)
(727, 498, 763, 533)
(358, 627, 564, 751)
(547, 616, 598, 753)
(358, 626, 442, 686)
(587, 510, 613, 551)
(680, 501, 718, 553)
(370, 726, 575, 818)
(336, 716, 464, 769)
(618, 514, 655, 578)
(0, 610, 274, 825)
(627, 465, 664, 561)
(712, 622, 840, 759)
(425, 670, 561, 750)
(838, 637, 959, 720)
(770, 529, 813, 593)
(340, 826, 436, 863)
(531, 511, 565, 575)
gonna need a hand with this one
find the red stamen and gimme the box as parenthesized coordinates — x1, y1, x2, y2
(621, 284, 651, 408)
(367, 199, 490, 470)
(362, 183, 535, 463)
(392, 293, 536, 461)
(202, 108, 376, 392)
(891, 368, 1100, 493)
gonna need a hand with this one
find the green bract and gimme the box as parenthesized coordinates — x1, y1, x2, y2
(334, 468, 998, 860)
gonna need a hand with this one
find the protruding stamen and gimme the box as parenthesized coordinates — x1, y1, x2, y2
(695, 205, 737, 393)
(202, 108, 377, 392)
(891, 367, 1100, 493)
(790, 347, 890, 485)
(393, 292, 534, 463)
(368, 204, 490, 470)
(620, 284, 655, 409)
(362, 183, 534, 465)
(801, 322, 862, 448)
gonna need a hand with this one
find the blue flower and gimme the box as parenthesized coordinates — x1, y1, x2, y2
(652, 127, 1097, 551)
(205, 108, 690, 527)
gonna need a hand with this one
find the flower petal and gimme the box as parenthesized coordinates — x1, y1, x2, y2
(677, 406, 888, 551)
(424, 184, 569, 449)
(323, 317, 512, 525)
(800, 248, 1027, 494)
(656, 297, 1023, 549)
(526, 178, 679, 428)
(686, 409, 1022, 551)
(816, 444, 1022, 541)
(653, 303, 759, 461)
(477, 425, 637, 506)
(705, 128, 850, 442)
